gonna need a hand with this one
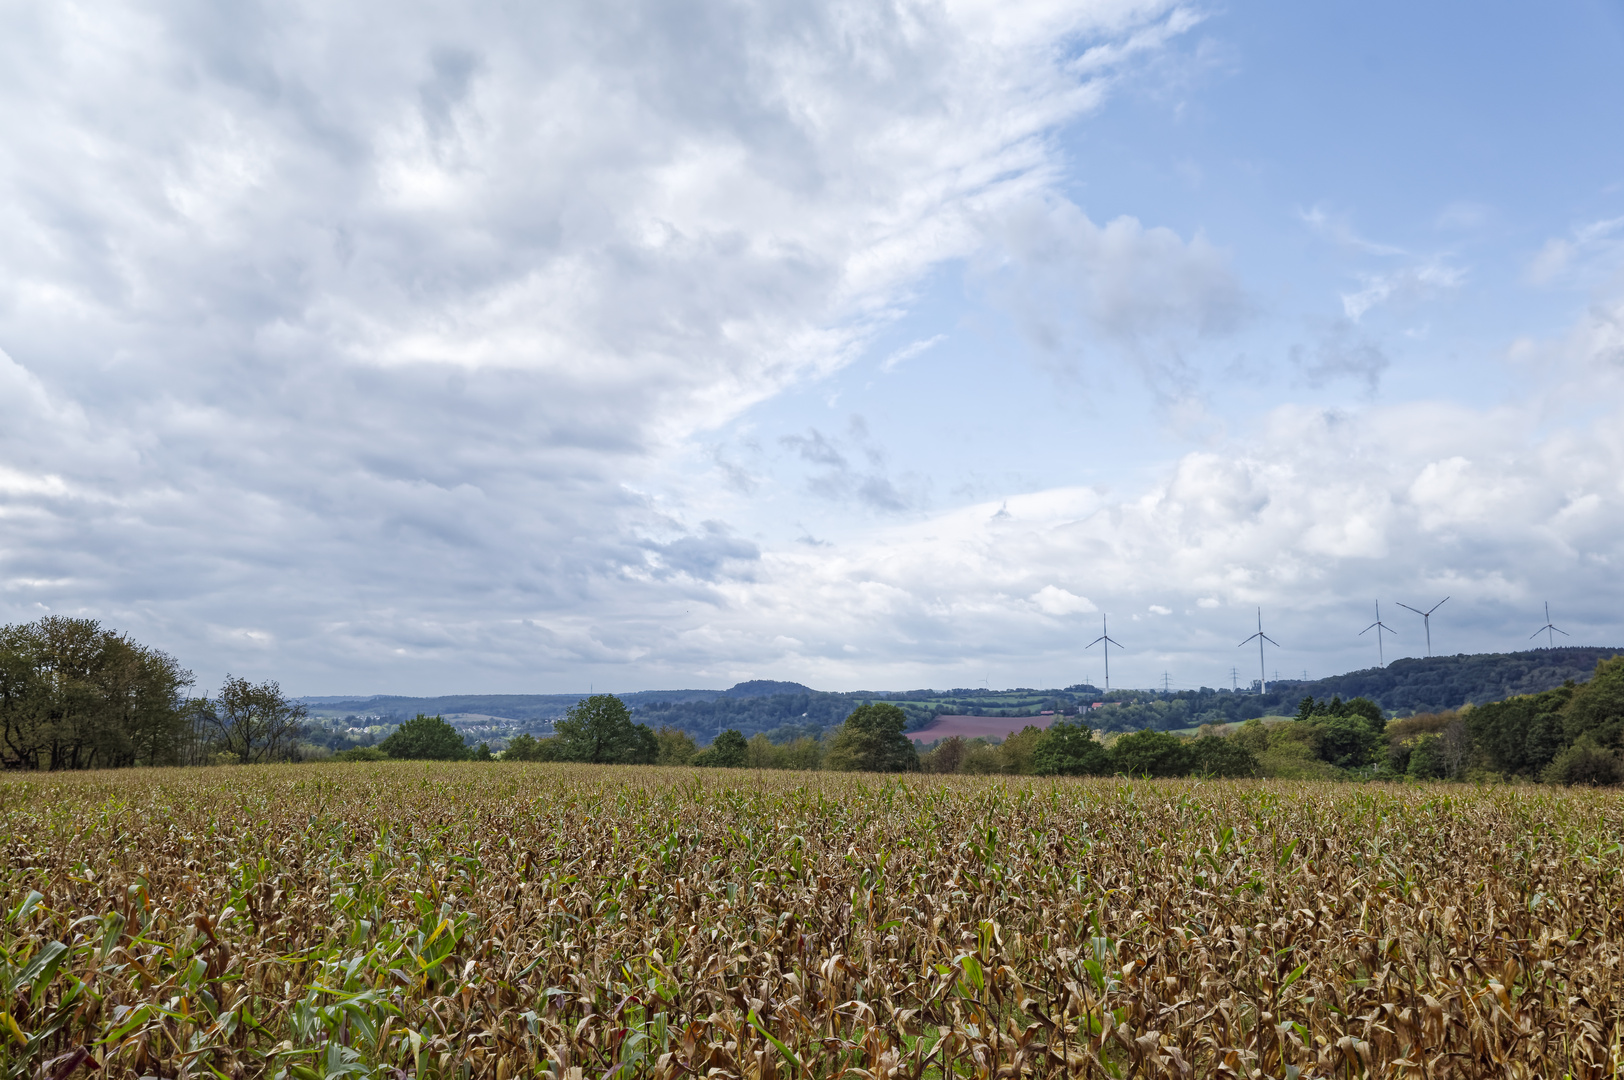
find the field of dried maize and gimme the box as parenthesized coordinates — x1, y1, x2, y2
(2, 765, 1621, 1080)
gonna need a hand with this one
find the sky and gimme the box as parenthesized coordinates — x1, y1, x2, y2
(3, 0, 1623, 696)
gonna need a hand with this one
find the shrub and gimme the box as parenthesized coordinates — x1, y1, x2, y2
(1188, 735, 1259, 778)
(1542, 735, 1622, 787)
(654, 725, 697, 766)
(1031, 721, 1109, 776)
(328, 746, 390, 762)
(694, 728, 748, 767)
(502, 733, 561, 762)
(1109, 730, 1190, 777)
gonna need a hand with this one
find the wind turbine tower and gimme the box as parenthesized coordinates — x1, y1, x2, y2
(1359, 601, 1399, 668)
(1530, 602, 1569, 650)
(1237, 608, 1280, 694)
(1396, 597, 1449, 657)
(1087, 615, 1123, 692)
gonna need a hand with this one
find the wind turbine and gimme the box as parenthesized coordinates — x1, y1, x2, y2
(1237, 608, 1279, 694)
(1530, 602, 1569, 650)
(1359, 600, 1399, 668)
(1087, 615, 1123, 692)
(1396, 596, 1449, 657)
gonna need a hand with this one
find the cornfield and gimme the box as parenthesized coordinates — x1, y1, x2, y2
(3, 766, 1621, 1079)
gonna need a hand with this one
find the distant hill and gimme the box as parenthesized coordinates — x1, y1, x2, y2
(298, 647, 1621, 745)
(1248, 646, 1621, 716)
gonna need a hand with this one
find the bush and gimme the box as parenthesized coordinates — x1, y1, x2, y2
(1310, 714, 1381, 770)
(654, 726, 697, 766)
(328, 746, 390, 762)
(1404, 735, 1446, 780)
(921, 736, 968, 774)
(1032, 721, 1110, 776)
(378, 714, 470, 761)
(1109, 730, 1190, 777)
(694, 729, 748, 767)
(1542, 735, 1622, 786)
(1188, 735, 1259, 778)
(502, 733, 561, 761)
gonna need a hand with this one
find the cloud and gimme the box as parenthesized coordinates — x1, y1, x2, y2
(1296, 205, 1405, 256)
(780, 418, 923, 513)
(880, 334, 947, 372)
(682, 293, 1624, 685)
(976, 197, 1249, 393)
(1032, 586, 1098, 615)
(0, 0, 1195, 691)
(1526, 216, 1624, 286)
(1290, 321, 1388, 391)
(1340, 261, 1465, 321)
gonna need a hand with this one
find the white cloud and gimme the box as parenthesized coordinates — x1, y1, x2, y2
(1341, 260, 1465, 321)
(1526, 216, 1624, 287)
(682, 296, 1624, 684)
(1032, 586, 1098, 615)
(881, 334, 947, 372)
(0, 0, 1197, 691)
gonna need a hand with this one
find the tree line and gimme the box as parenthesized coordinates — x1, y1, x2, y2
(1, 618, 309, 770)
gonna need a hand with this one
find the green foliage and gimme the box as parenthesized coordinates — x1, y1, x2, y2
(0, 616, 197, 770)
(1542, 735, 1622, 786)
(1467, 686, 1575, 776)
(1108, 730, 1190, 777)
(1404, 735, 1446, 780)
(377, 714, 469, 761)
(1187, 734, 1260, 777)
(824, 704, 920, 773)
(1031, 721, 1110, 776)
(654, 725, 698, 765)
(328, 746, 390, 762)
(552, 695, 658, 764)
(501, 732, 561, 762)
(1561, 655, 1624, 750)
(694, 729, 748, 768)
(202, 675, 310, 765)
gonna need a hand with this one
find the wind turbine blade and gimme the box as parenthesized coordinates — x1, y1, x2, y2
(1360, 622, 1378, 635)
(1528, 627, 1544, 639)
(1553, 625, 1570, 636)
(1431, 596, 1450, 613)
(1261, 634, 1281, 647)
(1396, 603, 1425, 616)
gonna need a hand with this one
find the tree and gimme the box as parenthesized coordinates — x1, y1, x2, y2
(1032, 721, 1110, 776)
(553, 695, 657, 764)
(502, 732, 561, 762)
(998, 725, 1046, 774)
(694, 728, 748, 767)
(201, 676, 308, 764)
(376, 713, 469, 760)
(1542, 734, 1622, 786)
(923, 736, 968, 774)
(1310, 714, 1381, 770)
(1466, 686, 1574, 776)
(1109, 730, 1190, 777)
(823, 704, 920, 772)
(654, 725, 698, 766)
(1562, 655, 1624, 750)
(1188, 735, 1259, 778)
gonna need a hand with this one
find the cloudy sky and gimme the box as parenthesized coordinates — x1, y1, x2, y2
(3, 0, 1623, 695)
